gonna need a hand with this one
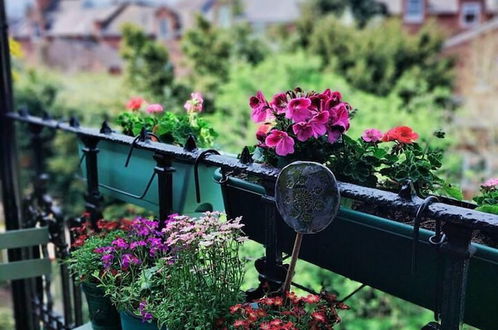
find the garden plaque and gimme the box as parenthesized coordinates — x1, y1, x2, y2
(275, 161, 340, 293)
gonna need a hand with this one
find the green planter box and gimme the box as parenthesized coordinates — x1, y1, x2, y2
(79, 140, 224, 215)
(214, 170, 498, 330)
(81, 282, 121, 330)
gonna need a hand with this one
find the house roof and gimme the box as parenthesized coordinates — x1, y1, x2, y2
(444, 16, 498, 47)
(377, 0, 498, 15)
(241, 0, 303, 24)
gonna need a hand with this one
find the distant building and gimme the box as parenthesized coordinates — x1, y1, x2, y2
(378, 0, 498, 35)
(9, 0, 303, 72)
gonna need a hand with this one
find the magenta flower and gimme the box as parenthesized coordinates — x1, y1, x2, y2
(112, 238, 128, 249)
(286, 97, 312, 123)
(322, 89, 342, 107)
(121, 254, 141, 269)
(184, 92, 204, 113)
(265, 130, 295, 156)
(130, 241, 147, 249)
(362, 128, 383, 143)
(482, 178, 498, 189)
(327, 102, 350, 143)
(139, 301, 153, 323)
(309, 111, 329, 138)
(250, 91, 274, 123)
(270, 92, 288, 114)
(101, 254, 114, 269)
(146, 104, 164, 114)
(292, 122, 313, 142)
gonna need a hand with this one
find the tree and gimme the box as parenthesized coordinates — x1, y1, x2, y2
(120, 23, 177, 103)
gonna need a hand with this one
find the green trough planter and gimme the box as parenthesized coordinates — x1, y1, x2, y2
(81, 282, 121, 330)
(79, 140, 224, 215)
(214, 170, 498, 330)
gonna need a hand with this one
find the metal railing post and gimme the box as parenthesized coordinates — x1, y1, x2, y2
(0, 1, 35, 329)
(439, 224, 475, 330)
(79, 136, 103, 229)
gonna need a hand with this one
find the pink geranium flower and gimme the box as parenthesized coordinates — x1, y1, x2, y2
(292, 122, 313, 142)
(286, 97, 312, 123)
(309, 111, 329, 137)
(270, 92, 288, 114)
(362, 128, 383, 143)
(250, 91, 274, 123)
(146, 104, 164, 113)
(482, 178, 498, 189)
(265, 130, 295, 156)
(126, 97, 144, 111)
(184, 92, 204, 113)
(256, 124, 273, 145)
(327, 102, 350, 143)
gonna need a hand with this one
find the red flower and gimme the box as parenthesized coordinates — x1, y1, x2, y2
(233, 319, 249, 329)
(259, 322, 272, 330)
(126, 97, 144, 111)
(302, 294, 320, 304)
(311, 311, 327, 323)
(286, 291, 301, 304)
(72, 235, 87, 248)
(230, 304, 243, 314)
(382, 126, 419, 144)
(273, 296, 284, 306)
(256, 124, 273, 145)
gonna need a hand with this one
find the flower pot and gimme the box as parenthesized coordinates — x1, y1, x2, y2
(214, 170, 498, 330)
(81, 282, 121, 330)
(120, 311, 164, 330)
(79, 140, 224, 215)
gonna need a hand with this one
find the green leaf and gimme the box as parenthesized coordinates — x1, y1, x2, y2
(476, 204, 498, 215)
(439, 183, 463, 201)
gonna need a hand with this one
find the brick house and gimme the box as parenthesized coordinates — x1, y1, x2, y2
(378, 0, 498, 35)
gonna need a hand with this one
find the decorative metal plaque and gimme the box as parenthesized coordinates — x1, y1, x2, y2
(275, 161, 340, 234)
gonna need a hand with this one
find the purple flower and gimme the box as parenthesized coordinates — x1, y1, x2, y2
(130, 241, 147, 249)
(94, 246, 114, 254)
(112, 238, 128, 249)
(101, 254, 114, 269)
(121, 254, 141, 269)
(139, 301, 153, 323)
(362, 128, 383, 143)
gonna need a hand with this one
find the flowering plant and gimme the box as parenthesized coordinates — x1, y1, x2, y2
(224, 292, 349, 329)
(250, 88, 353, 166)
(473, 178, 498, 215)
(96, 213, 246, 328)
(116, 93, 217, 147)
(67, 216, 131, 284)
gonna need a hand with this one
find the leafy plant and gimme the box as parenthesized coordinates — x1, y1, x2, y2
(116, 94, 217, 148)
(474, 179, 498, 215)
(67, 217, 131, 284)
(224, 292, 349, 329)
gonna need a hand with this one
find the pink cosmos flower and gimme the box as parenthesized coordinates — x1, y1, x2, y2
(362, 128, 383, 143)
(126, 97, 144, 111)
(265, 130, 295, 156)
(250, 91, 274, 123)
(286, 97, 312, 122)
(184, 92, 204, 113)
(146, 104, 164, 113)
(270, 92, 288, 114)
(482, 178, 498, 189)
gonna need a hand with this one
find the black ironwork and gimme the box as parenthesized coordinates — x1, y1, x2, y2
(7, 112, 498, 234)
(193, 149, 220, 203)
(153, 153, 175, 222)
(0, 2, 35, 329)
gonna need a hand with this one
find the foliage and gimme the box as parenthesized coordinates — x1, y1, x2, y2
(97, 213, 246, 328)
(474, 179, 498, 214)
(120, 24, 187, 108)
(116, 94, 217, 147)
(224, 292, 349, 329)
(152, 213, 246, 329)
(307, 19, 454, 108)
(67, 218, 130, 284)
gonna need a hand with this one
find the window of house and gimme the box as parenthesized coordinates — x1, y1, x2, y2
(218, 5, 232, 28)
(404, 0, 424, 23)
(159, 18, 169, 40)
(461, 2, 481, 28)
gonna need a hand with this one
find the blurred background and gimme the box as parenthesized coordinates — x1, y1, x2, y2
(1, 0, 497, 328)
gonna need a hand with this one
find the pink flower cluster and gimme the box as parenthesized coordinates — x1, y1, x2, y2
(360, 126, 419, 144)
(482, 178, 498, 189)
(250, 89, 351, 156)
(184, 92, 204, 113)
